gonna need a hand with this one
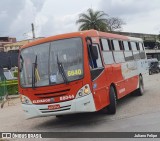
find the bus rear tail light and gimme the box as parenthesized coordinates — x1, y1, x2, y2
(76, 84, 91, 99)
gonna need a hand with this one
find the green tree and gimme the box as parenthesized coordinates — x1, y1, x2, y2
(76, 8, 108, 32)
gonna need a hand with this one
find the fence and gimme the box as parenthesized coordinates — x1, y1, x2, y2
(0, 74, 7, 101)
(0, 75, 18, 102)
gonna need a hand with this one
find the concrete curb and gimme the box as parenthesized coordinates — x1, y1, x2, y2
(8, 95, 19, 99)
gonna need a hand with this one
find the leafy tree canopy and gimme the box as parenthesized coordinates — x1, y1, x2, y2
(76, 8, 125, 32)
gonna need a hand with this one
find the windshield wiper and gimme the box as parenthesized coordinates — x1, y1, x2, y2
(56, 55, 69, 84)
(19, 55, 24, 72)
(32, 55, 37, 88)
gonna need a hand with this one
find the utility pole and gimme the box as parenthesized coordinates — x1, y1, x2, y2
(31, 23, 35, 39)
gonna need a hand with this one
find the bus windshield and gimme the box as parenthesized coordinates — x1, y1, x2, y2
(19, 38, 83, 88)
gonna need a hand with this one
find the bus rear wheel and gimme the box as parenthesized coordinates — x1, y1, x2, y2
(137, 75, 144, 96)
(56, 115, 64, 118)
(107, 86, 117, 114)
(149, 70, 152, 75)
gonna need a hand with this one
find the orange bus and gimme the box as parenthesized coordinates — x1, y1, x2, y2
(19, 30, 148, 118)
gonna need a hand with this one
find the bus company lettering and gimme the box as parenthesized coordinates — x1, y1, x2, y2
(33, 99, 50, 104)
(119, 88, 125, 94)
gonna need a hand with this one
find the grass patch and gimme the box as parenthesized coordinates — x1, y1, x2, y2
(0, 139, 9, 141)
(0, 79, 18, 97)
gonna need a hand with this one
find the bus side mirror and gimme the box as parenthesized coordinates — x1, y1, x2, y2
(90, 45, 98, 60)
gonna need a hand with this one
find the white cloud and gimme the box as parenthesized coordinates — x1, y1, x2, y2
(33, 0, 101, 38)
(0, 0, 44, 39)
(100, 0, 160, 34)
(1, 0, 160, 40)
(10, 0, 37, 38)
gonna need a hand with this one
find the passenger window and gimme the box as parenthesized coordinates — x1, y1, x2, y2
(112, 40, 120, 50)
(123, 41, 134, 61)
(112, 40, 125, 63)
(128, 42, 132, 50)
(113, 52, 125, 63)
(101, 39, 114, 64)
(124, 51, 134, 61)
(131, 42, 137, 50)
(139, 43, 144, 50)
(131, 42, 140, 60)
(102, 52, 115, 64)
(101, 39, 110, 51)
(123, 41, 130, 51)
(136, 42, 140, 50)
(119, 41, 124, 50)
(139, 42, 146, 59)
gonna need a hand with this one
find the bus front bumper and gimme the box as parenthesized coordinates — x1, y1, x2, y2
(22, 94, 96, 119)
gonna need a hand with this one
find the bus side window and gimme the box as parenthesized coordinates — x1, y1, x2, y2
(131, 42, 141, 60)
(128, 42, 132, 50)
(100, 38, 114, 65)
(119, 41, 124, 50)
(89, 44, 103, 69)
(139, 42, 146, 59)
(139, 42, 144, 50)
(136, 42, 140, 50)
(123, 41, 134, 61)
(112, 39, 125, 63)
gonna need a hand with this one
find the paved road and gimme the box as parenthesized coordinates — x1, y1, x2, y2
(0, 73, 160, 140)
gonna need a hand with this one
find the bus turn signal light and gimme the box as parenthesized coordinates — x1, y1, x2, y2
(76, 84, 91, 99)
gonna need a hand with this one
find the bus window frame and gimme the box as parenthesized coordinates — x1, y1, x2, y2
(130, 41, 141, 60)
(111, 39, 125, 64)
(88, 42, 105, 81)
(100, 38, 115, 65)
(122, 40, 134, 62)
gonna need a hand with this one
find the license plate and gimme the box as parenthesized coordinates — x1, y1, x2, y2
(48, 104, 60, 110)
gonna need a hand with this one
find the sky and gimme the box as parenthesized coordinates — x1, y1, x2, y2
(0, 0, 160, 40)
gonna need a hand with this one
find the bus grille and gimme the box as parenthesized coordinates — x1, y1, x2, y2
(39, 105, 71, 113)
(34, 89, 70, 99)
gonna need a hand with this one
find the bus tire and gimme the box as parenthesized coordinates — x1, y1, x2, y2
(137, 75, 144, 96)
(56, 115, 63, 118)
(107, 86, 117, 114)
(149, 70, 152, 75)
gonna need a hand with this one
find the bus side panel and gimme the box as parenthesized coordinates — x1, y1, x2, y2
(111, 64, 126, 99)
(92, 71, 110, 111)
(121, 61, 139, 94)
(137, 59, 148, 75)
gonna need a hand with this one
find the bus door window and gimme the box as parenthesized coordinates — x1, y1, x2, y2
(88, 44, 103, 69)
(87, 43, 104, 80)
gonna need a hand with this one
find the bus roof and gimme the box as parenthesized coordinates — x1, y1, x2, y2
(21, 30, 143, 49)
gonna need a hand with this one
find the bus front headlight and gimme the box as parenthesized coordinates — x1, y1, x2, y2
(76, 84, 91, 99)
(20, 95, 32, 105)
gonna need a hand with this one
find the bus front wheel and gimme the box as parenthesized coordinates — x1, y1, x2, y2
(107, 86, 117, 114)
